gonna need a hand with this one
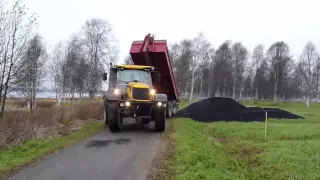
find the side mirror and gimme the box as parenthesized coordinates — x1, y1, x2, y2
(103, 72, 108, 81)
(155, 72, 161, 84)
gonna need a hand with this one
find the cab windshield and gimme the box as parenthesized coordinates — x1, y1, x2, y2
(117, 69, 152, 87)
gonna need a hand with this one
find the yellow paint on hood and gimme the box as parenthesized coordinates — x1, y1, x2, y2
(128, 82, 150, 89)
(126, 82, 151, 101)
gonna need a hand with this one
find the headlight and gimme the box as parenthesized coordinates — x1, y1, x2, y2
(157, 102, 162, 106)
(113, 88, 120, 95)
(150, 89, 156, 95)
(125, 101, 130, 106)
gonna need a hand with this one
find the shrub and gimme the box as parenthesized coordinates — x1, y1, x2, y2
(0, 101, 103, 148)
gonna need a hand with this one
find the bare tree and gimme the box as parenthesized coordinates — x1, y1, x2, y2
(231, 42, 248, 101)
(124, 54, 133, 64)
(212, 40, 233, 97)
(252, 44, 264, 100)
(170, 40, 192, 98)
(255, 59, 270, 99)
(14, 34, 47, 115)
(314, 58, 320, 100)
(300, 41, 318, 107)
(49, 41, 65, 106)
(242, 75, 253, 99)
(65, 35, 83, 100)
(291, 61, 305, 99)
(267, 41, 291, 104)
(0, 0, 37, 120)
(188, 33, 210, 104)
(198, 42, 213, 98)
(82, 18, 116, 99)
(206, 50, 215, 97)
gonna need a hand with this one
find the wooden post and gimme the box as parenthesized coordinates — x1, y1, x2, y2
(265, 111, 268, 140)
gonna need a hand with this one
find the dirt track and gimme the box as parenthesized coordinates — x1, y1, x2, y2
(8, 119, 163, 180)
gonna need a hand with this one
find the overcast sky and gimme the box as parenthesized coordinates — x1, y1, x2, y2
(25, 0, 320, 64)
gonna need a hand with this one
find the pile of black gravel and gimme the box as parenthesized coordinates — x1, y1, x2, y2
(175, 97, 304, 122)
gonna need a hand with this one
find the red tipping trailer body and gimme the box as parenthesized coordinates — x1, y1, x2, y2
(129, 34, 179, 103)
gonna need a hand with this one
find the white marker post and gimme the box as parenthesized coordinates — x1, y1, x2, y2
(265, 111, 268, 140)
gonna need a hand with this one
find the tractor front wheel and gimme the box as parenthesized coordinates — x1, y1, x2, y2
(108, 102, 123, 132)
(154, 108, 166, 132)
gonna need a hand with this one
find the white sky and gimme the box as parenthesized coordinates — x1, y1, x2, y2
(24, 0, 320, 64)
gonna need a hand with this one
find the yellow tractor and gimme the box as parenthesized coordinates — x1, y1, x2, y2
(102, 34, 179, 133)
(103, 64, 167, 132)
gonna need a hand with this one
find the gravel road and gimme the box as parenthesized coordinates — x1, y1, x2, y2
(8, 119, 163, 180)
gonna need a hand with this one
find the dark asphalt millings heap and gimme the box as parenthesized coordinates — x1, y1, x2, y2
(175, 97, 304, 122)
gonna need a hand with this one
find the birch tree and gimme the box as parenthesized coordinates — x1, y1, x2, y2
(170, 40, 192, 97)
(50, 41, 65, 106)
(291, 61, 305, 99)
(267, 41, 291, 104)
(0, 0, 37, 120)
(314, 58, 320, 100)
(252, 44, 264, 100)
(212, 41, 233, 97)
(14, 34, 47, 114)
(231, 42, 248, 101)
(82, 18, 116, 99)
(300, 41, 318, 107)
(188, 33, 209, 104)
(124, 54, 133, 64)
(198, 41, 213, 98)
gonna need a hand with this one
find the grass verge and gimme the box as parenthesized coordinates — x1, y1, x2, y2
(147, 120, 175, 180)
(0, 121, 104, 179)
(167, 101, 320, 180)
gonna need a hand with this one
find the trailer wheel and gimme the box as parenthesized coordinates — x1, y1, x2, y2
(155, 108, 166, 132)
(166, 101, 173, 118)
(172, 101, 178, 116)
(108, 102, 123, 132)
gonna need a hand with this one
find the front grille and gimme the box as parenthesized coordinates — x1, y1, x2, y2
(132, 88, 149, 100)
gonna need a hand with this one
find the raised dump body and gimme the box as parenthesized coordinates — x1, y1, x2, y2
(129, 34, 179, 104)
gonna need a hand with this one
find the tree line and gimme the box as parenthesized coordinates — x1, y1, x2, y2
(49, 18, 117, 106)
(0, 0, 117, 120)
(168, 33, 320, 107)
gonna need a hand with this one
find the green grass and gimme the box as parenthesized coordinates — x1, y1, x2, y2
(178, 100, 188, 109)
(169, 101, 320, 180)
(0, 121, 104, 178)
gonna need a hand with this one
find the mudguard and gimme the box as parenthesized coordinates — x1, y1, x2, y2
(106, 91, 122, 101)
(154, 94, 167, 102)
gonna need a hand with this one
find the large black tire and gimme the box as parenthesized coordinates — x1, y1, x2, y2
(108, 102, 123, 132)
(172, 101, 178, 116)
(103, 100, 108, 126)
(155, 109, 166, 132)
(166, 101, 173, 118)
(140, 118, 150, 124)
(103, 106, 108, 126)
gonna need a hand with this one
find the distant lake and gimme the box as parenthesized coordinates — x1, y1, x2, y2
(7, 92, 102, 99)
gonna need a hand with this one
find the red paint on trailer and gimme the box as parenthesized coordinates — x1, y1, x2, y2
(129, 34, 179, 103)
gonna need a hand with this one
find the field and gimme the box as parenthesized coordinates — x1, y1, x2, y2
(168, 100, 320, 180)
